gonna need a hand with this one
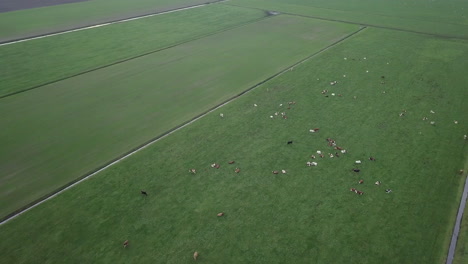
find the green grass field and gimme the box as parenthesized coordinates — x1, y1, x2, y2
(227, 0, 468, 38)
(1, 0, 468, 263)
(0, 4, 267, 97)
(1, 25, 467, 263)
(0, 14, 359, 220)
(0, 0, 218, 41)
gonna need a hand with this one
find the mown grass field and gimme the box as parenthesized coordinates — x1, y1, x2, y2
(1, 26, 467, 263)
(0, 4, 267, 97)
(0, 0, 218, 41)
(0, 14, 359, 219)
(227, 0, 468, 38)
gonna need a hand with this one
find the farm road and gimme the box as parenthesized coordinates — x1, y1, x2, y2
(0, 26, 366, 226)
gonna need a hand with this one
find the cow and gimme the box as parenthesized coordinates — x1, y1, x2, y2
(369, 157, 376, 161)
(141, 190, 148, 196)
(353, 169, 360, 173)
(189, 169, 196, 174)
(235, 168, 240, 173)
(194, 251, 199, 260)
(228, 161, 235, 164)
(123, 240, 129, 248)
(272, 171, 279, 174)
(217, 212, 225, 217)
(358, 180, 364, 184)
(287, 141, 293, 144)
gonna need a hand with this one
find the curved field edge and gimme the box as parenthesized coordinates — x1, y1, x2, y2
(0, 0, 223, 41)
(455, 198, 468, 264)
(0, 15, 360, 220)
(0, 4, 268, 98)
(0, 27, 467, 263)
(226, 0, 468, 38)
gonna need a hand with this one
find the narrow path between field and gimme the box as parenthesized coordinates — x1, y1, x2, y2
(223, 3, 468, 40)
(0, 0, 228, 46)
(446, 174, 468, 264)
(0, 26, 367, 226)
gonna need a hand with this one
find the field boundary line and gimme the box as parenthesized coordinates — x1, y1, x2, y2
(0, 26, 366, 226)
(446, 168, 468, 264)
(0, 14, 273, 100)
(0, 0, 229, 46)
(222, 3, 468, 40)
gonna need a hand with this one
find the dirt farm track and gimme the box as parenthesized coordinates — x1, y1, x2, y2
(0, 0, 88, 13)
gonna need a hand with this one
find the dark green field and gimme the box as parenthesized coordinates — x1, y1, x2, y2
(0, 0, 467, 263)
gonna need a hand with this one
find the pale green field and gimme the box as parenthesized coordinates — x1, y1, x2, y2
(0, 0, 216, 41)
(0, 15, 359, 219)
(0, 4, 267, 97)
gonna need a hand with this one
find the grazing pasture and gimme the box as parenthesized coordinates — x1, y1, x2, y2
(0, 4, 267, 97)
(0, 0, 220, 41)
(0, 15, 359, 219)
(0, 26, 466, 263)
(227, 0, 468, 38)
